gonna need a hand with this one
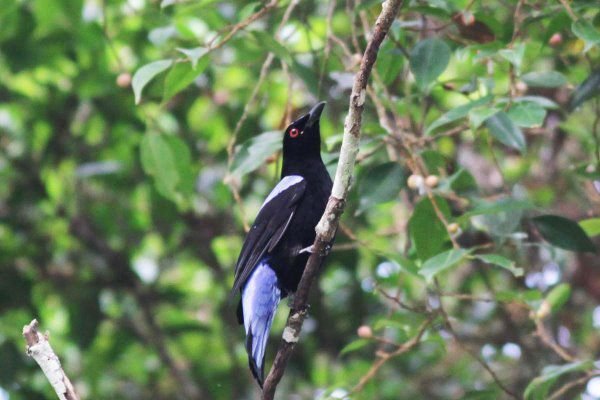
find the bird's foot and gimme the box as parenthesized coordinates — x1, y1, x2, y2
(299, 245, 314, 254)
(299, 244, 332, 257)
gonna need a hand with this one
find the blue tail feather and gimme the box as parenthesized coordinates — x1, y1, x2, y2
(241, 260, 281, 386)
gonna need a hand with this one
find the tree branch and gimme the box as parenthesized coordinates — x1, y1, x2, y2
(260, 1, 403, 398)
(23, 319, 79, 400)
(352, 317, 433, 393)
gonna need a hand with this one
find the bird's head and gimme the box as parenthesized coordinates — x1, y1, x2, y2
(282, 101, 326, 159)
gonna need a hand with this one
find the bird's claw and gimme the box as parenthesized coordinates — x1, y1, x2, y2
(299, 245, 314, 254)
(299, 244, 332, 257)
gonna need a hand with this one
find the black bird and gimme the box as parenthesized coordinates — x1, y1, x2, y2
(232, 102, 333, 387)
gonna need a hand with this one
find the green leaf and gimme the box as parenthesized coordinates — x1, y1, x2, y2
(357, 162, 405, 214)
(132, 59, 173, 104)
(426, 95, 492, 135)
(572, 20, 600, 52)
(475, 254, 523, 277)
(421, 149, 448, 173)
(580, 218, 600, 237)
(499, 43, 525, 72)
(409, 38, 451, 90)
(569, 70, 600, 111)
(458, 198, 532, 221)
(506, 102, 546, 128)
(521, 71, 567, 88)
(251, 31, 319, 95)
(176, 47, 208, 68)
(408, 5, 452, 18)
(340, 338, 370, 355)
(238, 2, 261, 19)
(443, 168, 477, 193)
(502, 96, 559, 109)
(372, 318, 410, 332)
(353, 0, 383, 13)
(377, 41, 404, 85)
(408, 197, 452, 261)
(163, 57, 210, 102)
(163, 135, 195, 198)
(485, 112, 526, 152)
(545, 283, 571, 313)
(524, 360, 594, 400)
(387, 255, 421, 277)
(420, 249, 470, 283)
(252, 31, 290, 63)
(230, 131, 282, 177)
(139, 134, 194, 205)
(532, 215, 597, 253)
(469, 106, 500, 130)
(140, 133, 179, 199)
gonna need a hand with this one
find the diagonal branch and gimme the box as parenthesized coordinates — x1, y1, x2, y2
(352, 317, 433, 393)
(260, 1, 403, 398)
(206, 0, 279, 51)
(23, 319, 79, 400)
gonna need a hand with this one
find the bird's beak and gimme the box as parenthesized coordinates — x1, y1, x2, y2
(305, 101, 326, 128)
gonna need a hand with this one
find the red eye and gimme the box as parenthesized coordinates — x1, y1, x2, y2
(289, 128, 300, 138)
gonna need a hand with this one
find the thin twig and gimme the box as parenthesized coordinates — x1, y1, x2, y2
(548, 370, 600, 400)
(424, 184, 461, 249)
(100, 0, 125, 71)
(347, 0, 362, 54)
(593, 98, 600, 165)
(377, 286, 426, 313)
(436, 282, 520, 399)
(534, 318, 575, 362)
(23, 319, 79, 400)
(260, 1, 404, 398)
(510, 0, 526, 45)
(224, 0, 300, 231)
(207, 0, 279, 51)
(352, 317, 434, 393)
(440, 292, 529, 309)
(557, 0, 577, 20)
(318, 0, 337, 96)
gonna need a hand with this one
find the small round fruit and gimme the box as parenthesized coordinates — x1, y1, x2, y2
(407, 174, 423, 190)
(425, 175, 439, 188)
(448, 223, 459, 234)
(116, 72, 132, 88)
(357, 325, 373, 338)
(549, 33, 562, 46)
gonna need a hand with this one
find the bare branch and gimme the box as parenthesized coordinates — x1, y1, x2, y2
(23, 319, 79, 400)
(260, 1, 404, 398)
(534, 317, 576, 362)
(352, 317, 433, 393)
(548, 370, 600, 400)
(207, 0, 279, 51)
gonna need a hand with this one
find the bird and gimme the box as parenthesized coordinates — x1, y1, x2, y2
(231, 101, 333, 387)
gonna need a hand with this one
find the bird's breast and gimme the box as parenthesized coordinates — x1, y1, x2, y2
(270, 179, 331, 293)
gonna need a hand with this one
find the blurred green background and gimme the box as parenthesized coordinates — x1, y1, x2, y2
(1, 0, 600, 399)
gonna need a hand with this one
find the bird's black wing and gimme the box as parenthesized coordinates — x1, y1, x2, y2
(231, 176, 306, 294)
